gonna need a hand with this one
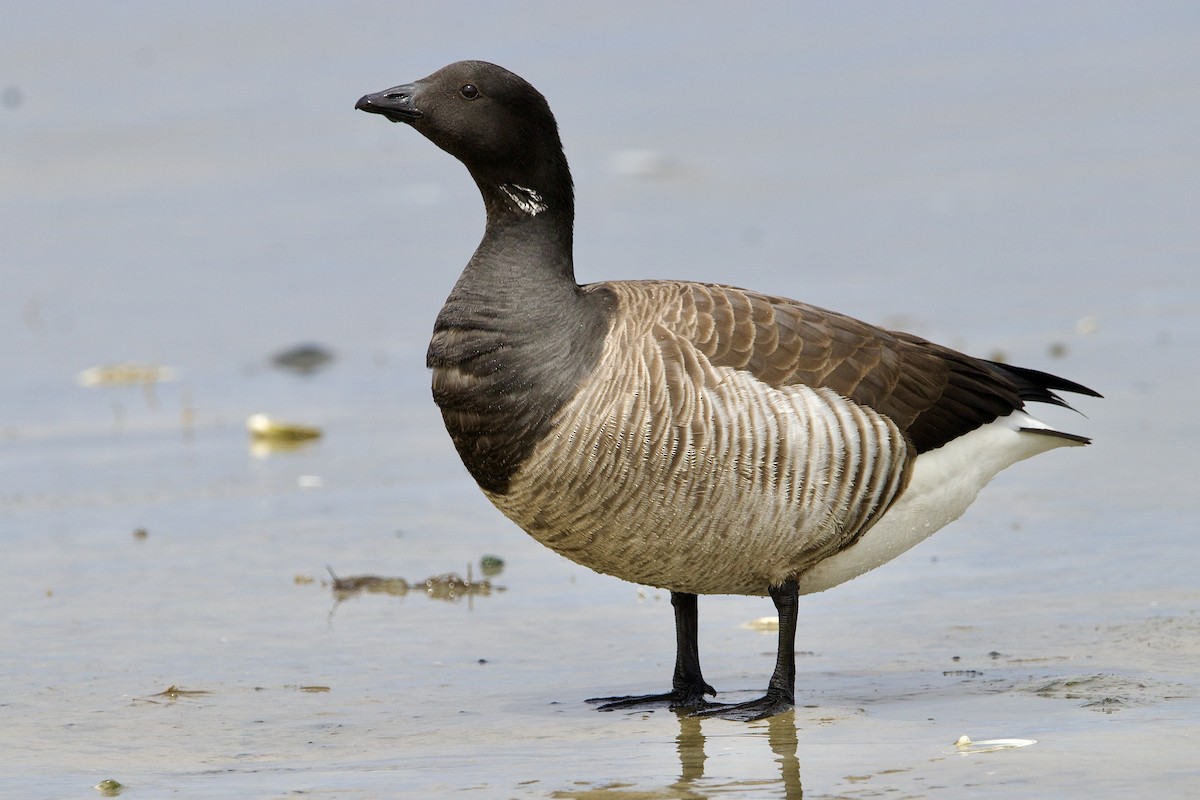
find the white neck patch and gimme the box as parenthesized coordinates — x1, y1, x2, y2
(499, 183, 548, 216)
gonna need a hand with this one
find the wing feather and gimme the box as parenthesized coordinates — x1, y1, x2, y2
(589, 280, 1096, 455)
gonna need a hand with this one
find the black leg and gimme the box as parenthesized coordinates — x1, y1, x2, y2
(587, 591, 718, 712)
(693, 578, 798, 721)
(668, 592, 717, 703)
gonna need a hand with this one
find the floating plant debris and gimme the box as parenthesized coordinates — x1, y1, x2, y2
(325, 564, 498, 602)
(134, 685, 212, 704)
(741, 616, 780, 631)
(327, 567, 410, 596)
(152, 685, 210, 699)
(423, 571, 488, 602)
(246, 413, 322, 442)
(77, 363, 178, 387)
(94, 779, 124, 796)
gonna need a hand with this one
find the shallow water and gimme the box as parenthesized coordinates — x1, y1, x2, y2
(3, 3, 1199, 798)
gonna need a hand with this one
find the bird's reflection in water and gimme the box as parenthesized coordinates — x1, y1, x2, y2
(672, 715, 707, 794)
(765, 711, 803, 798)
(557, 710, 803, 799)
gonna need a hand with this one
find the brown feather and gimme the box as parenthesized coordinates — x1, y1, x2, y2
(588, 280, 1059, 455)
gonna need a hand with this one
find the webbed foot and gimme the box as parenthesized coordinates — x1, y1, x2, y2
(587, 682, 716, 712)
(689, 688, 793, 721)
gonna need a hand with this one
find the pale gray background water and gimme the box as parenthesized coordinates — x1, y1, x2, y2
(3, 3, 1198, 798)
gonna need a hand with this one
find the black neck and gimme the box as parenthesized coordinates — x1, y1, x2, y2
(426, 165, 613, 495)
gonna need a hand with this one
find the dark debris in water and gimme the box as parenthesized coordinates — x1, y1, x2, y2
(152, 684, 210, 699)
(271, 343, 335, 375)
(422, 572, 490, 602)
(1026, 673, 1187, 713)
(324, 564, 502, 603)
(1082, 696, 1129, 713)
(134, 685, 212, 704)
(327, 568, 410, 595)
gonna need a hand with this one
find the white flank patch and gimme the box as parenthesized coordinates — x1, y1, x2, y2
(499, 183, 548, 216)
(795, 411, 1084, 595)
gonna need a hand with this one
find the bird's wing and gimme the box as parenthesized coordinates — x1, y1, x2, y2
(613, 280, 1094, 454)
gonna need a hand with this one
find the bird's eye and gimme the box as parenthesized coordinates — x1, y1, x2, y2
(460, 84, 480, 100)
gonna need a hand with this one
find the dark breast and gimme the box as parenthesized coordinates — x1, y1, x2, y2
(426, 285, 615, 494)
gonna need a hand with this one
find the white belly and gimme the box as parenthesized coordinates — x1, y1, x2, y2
(795, 412, 1079, 594)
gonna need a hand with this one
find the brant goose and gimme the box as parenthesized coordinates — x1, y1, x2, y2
(356, 61, 1099, 721)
